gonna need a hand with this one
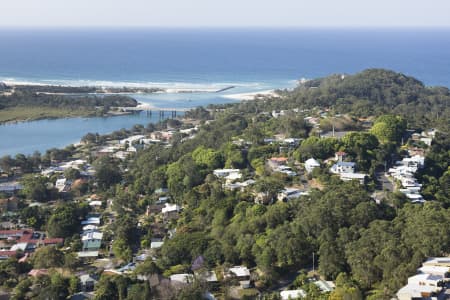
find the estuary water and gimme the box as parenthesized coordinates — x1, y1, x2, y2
(0, 28, 450, 156)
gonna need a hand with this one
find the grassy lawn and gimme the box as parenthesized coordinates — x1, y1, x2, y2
(0, 106, 93, 123)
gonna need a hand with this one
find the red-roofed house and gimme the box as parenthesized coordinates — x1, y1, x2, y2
(0, 250, 17, 260)
(0, 229, 33, 240)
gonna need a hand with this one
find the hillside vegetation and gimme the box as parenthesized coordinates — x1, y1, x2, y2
(230, 69, 450, 130)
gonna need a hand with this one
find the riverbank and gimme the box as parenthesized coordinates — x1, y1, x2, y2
(0, 107, 95, 124)
(0, 106, 137, 125)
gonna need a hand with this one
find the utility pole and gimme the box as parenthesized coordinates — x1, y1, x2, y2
(312, 252, 315, 273)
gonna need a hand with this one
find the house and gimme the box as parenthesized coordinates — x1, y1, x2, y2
(162, 203, 181, 215)
(397, 257, 449, 300)
(283, 138, 302, 148)
(82, 225, 98, 232)
(156, 196, 169, 204)
(150, 131, 174, 141)
(0, 250, 17, 260)
(82, 231, 103, 241)
(304, 158, 320, 173)
(79, 274, 97, 292)
(119, 135, 145, 145)
(213, 169, 242, 181)
(170, 273, 194, 284)
(280, 289, 306, 300)
(224, 179, 256, 191)
(228, 266, 251, 289)
(396, 284, 441, 300)
(195, 270, 218, 283)
(77, 251, 99, 259)
(146, 204, 165, 216)
(339, 172, 367, 184)
(405, 194, 425, 203)
(423, 257, 450, 268)
(81, 231, 103, 252)
(0, 182, 23, 194)
(418, 266, 450, 279)
(150, 238, 164, 249)
(408, 273, 443, 290)
(55, 178, 72, 193)
(277, 188, 308, 202)
(81, 216, 101, 226)
(88, 200, 102, 207)
(277, 165, 297, 176)
(81, 239, 101, 252)
(330, 162, 356, 174)
(10, 242, 33, 252)
(267, 157, 288, 170)
(314, 280, 336, 292)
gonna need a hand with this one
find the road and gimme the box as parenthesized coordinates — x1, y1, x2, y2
(376, 172, 394, 192)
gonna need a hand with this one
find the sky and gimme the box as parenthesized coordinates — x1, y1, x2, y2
(1, 0, 450, 28)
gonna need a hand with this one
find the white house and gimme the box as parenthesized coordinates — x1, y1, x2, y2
(161, 203, 181, 214)
(170, 273, 194, 284)
(418, 265, 450, 278)
(278, 188, 308, 202)
(339, 172, 367, 184)
(280, 289, 306, 300)
(330, 162, 356, 174)
(213, 169, 242, 181)
(397, 284, 440, 300)
(150, 241, 164, 249)
(119, 135, 145, 145)
(228, 266, 251, 289)
(408, 273, 443, 289)
(81, 231, 103, 242)
(397, 274, 444, 300)
(277, 165, 297, 176)
(423, 257, 450, 267)
(82, 225, 98, 231)
(304, 158, 320, 173)
(81, 217, 101, 226)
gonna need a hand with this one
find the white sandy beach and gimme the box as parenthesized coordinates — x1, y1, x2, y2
(221, 89, 279, 101)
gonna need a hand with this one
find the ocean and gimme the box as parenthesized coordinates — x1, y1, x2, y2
(0, 28, 450, 156)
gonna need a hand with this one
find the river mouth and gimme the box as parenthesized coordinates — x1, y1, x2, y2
(0, 79, 292, 157)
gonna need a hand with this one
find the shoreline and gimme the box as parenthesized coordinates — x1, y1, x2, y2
(0, 107, 138, 126)
(1, 81, 239, 95)
(221, 89, 279, 101)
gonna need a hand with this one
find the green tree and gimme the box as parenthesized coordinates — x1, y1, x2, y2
(192, 146, 224, 170)
(47, 203, 85, 238)
(329, 273, 363, 300)
(32, 246, 65, 269)
(94, 156, 122, 190)
(21, 174, 49, 202)
(370, 115, 406, 144)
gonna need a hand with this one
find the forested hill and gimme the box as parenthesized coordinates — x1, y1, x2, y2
(233, 69, 450, 130)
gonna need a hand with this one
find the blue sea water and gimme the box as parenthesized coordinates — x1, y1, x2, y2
(0, 28, 450, 156)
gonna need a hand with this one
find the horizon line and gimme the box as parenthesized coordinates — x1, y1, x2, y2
(1, 25, 450, 30)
